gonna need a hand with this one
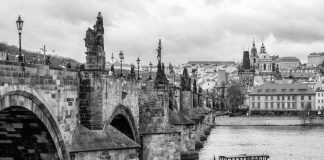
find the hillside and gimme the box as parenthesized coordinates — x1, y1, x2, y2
(0, 42, 80, 68)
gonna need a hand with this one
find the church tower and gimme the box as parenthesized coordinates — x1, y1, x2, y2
(250, 39, 258, 68)
(260, 41, 266, 53)
(84, 12, 106, 70)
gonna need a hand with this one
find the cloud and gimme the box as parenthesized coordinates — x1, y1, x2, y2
(1, 0, 324, 65)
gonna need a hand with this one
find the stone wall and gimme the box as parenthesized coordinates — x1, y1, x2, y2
(141, 133, 181, 160)
(0, 60, 79, 148)
(79, 70, 139, 132)
(72, 149, 138, 160)
(214, 116, 324, 126)
(180, 91, 192, 111)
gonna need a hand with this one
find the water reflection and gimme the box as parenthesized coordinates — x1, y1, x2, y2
(199, 126, 324, 160)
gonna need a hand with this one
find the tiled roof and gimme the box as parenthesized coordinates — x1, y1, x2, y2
(70, 124, 140, 152)
(169, 111, 195, 125)
(249, 83, 315, 95)
(281, 72, 315, 78)
(315, 87, 324, 92)
(274, 56, 300, 62)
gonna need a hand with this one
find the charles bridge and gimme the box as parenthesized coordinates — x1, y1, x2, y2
(0, 12, 214, 160)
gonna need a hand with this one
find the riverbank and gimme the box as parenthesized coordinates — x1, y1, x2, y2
(214, 116, 324, 126)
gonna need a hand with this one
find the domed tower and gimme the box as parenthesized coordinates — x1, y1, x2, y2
(250, 39, 258, 68)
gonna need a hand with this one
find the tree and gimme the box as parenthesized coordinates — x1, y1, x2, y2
(180, 68, 191, 91)
(226, 83, 245, 113)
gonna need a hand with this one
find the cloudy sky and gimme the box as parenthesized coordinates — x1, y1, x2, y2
(1, 0, 324, 65)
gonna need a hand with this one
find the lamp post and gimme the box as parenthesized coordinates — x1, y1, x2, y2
(149, 62, 153, 80)
(136, 57, 140, 80)
(16, 15, 24, 62)
(119, 51, 124, 77)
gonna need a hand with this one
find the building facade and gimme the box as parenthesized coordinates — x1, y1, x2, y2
(249, 83, 315, 115)
(315, 87, 324, 111)
(307, 52, 324, 67)
(275, 57, 301, 71)
(257, 42, 274, 73)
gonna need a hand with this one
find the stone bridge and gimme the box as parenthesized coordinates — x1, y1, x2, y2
(0, 12, 214, 160)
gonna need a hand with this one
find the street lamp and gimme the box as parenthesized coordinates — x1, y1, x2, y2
(136, 57, 140, 80)
(149, 62, 153, 80)
(119, 51, 124, 77)
(16, 15, 24, 62)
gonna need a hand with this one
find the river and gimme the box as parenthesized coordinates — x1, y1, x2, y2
(199, 126, 324, 160)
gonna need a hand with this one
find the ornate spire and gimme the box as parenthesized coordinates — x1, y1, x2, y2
(260, 41, 266, 53)
(252, 38, 255, 47)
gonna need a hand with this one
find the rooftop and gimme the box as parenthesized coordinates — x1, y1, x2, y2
(275, 56, 300, 62)
(249, 83, 315, 95)
(70, 124, 140, 152)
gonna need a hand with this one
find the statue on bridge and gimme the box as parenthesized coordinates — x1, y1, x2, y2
(84, 12, 106, 70)
(154, 39, 168, 86)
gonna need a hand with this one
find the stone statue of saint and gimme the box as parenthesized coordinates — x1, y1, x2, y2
(84, 28, 95, 51)
(156, 39, 162, 63)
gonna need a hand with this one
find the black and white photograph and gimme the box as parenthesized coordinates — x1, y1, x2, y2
(1, 0, 324, 159)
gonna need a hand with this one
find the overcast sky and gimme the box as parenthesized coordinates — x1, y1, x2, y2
(1, 0, 324, 65)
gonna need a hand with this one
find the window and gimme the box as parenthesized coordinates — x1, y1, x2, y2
(265, 102, 268, 109)
(282, 96, 285, 100)
(322, 99, 323, 103)
(270, 102, 274, 109)
(292, 102, 296, 109)
(301, 96, 304, 100)
(252, 96, 255, 101)
(287, 102, 290, 109)
(258, 96, 260, 100)
(309, 96, 311, 100)
(258, 103, 261, 109)
(271, 96, 273, 101)
(265, 96, 268, 101)
(252, 102, 255, 109)
(319, 99, 320, 103)
(322, 93, 324, 97)
(318, 93, 321, 96)
(292, 96, 295, 100)
(264, 64, 266, 70)
(301, 102, 304, 109)
(277, 96, 280, 100)
(277, 102, 280, 109)
(282, 102, 285, 109)
(288, 96, 290, 100)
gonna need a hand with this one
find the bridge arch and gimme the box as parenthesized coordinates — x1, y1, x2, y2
(0, 89, 70, 160)
(108, 105, 139, 143)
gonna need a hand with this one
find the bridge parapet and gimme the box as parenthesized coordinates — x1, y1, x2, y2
(79, 70, 140, 132)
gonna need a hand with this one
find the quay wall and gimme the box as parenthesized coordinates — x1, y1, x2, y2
(214, 116, 324, 126)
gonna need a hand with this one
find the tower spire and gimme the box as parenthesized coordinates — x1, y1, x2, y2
(260, 40, 266, 53)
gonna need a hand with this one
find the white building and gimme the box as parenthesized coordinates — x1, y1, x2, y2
(257, 42, 274, 73)
(249, 83, 316, 115)
(307, 52, 324, 67)
(274, 57, 301, 71)
(315, 86, 324, 111)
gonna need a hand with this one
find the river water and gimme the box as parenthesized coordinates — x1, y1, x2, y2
(199, 126, 324, 160)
